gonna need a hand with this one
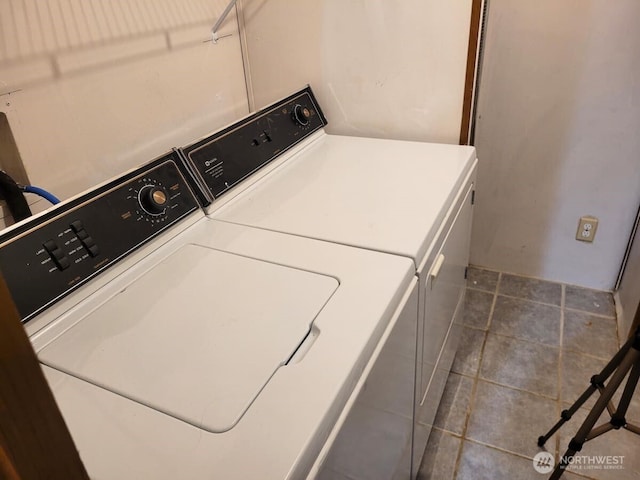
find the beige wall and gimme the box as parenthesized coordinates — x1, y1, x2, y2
(7, 1, 633, 292)
(240, 0, 473, 144)
(471, 0, 640, 290)
(0, 0, 249, 229)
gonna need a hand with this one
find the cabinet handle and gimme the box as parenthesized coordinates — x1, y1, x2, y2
(430, 253, 446, 281)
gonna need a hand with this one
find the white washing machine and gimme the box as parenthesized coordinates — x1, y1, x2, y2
(1, 152, 419, 479)
(180, 87, 478, 476)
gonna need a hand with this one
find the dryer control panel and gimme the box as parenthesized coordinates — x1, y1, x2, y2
(0, 153, 200, 323)
(182, 86, 327, 200)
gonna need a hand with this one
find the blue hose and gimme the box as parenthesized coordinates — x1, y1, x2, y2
(22, 185, 61, 205)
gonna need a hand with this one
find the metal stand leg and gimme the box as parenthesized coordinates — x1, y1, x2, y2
(537, 333, 634, 448)
(538, 325, 640, 480)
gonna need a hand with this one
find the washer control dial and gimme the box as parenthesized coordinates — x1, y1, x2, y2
(292, 104, 311, 126)
(138, 185, 169, 216)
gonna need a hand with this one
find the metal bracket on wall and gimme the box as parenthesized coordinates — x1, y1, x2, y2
(207, 0, 239, 44)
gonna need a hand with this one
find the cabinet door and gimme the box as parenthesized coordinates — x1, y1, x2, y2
(412, 183, 474, 476)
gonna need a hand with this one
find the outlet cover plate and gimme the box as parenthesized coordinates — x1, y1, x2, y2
(576, 216, 598, 242)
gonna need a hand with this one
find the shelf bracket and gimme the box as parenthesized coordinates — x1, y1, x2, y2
(210, 0, 239, 43)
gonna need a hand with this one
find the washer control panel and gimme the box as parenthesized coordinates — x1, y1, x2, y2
(182, 86, 327, 199)
(0, 153, 200, 322)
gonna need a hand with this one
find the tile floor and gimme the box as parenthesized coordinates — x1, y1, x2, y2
(417, 267, 640, 480)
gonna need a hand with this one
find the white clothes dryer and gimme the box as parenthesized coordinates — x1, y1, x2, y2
(180, 87, 478, 476)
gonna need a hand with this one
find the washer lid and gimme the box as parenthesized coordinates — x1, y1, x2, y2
(38, 244, 338, 433)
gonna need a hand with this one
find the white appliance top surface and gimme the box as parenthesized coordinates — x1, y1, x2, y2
(212, 134, 476, 264)
(38, 243, 338, 433)
(34, 219, 416, 480)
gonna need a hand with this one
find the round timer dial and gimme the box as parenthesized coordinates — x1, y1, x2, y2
(292, 104, 311, 126)
(138, 185, 169, 216)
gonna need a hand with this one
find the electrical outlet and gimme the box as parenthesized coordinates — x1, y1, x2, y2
(576, 216, 598, 242)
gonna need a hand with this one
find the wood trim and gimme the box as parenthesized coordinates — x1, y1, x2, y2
(0, 274, 88, 479)
(459, 0, 484, 145)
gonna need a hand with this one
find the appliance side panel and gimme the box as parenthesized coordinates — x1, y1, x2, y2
(313, 280, 419, 480)
(413, 174, 475, 474)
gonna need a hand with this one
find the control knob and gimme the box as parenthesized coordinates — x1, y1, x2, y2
(292, 104, 311, 126)
(138, 185, 169, 215)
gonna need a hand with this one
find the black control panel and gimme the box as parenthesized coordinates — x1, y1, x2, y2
(0, 153, 200, 323)
(181, 86, 327, 200)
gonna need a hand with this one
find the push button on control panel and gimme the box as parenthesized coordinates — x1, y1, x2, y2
(43, 239, 70, 271)
(70, 220, 83, 232)
(43, 239, 57, 253)
(83, 237, 100, 257)
(70, 220, 100, 258)
(251, 131, 273, 147)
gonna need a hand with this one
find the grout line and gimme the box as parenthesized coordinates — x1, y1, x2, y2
(478, 328, 560, 350)
(465, 285, 497, 295)
(493, 291, 562, 309)
(494, 270, 503, 296)
(469, 289, 616, 320)
(451, 369, 479, 379)
(463, 311, 616, 358)
(431, 425, 462, 439)
(462, 436, 541, 462)
(452, 272, 500, 479)
(461, 320, 561, 350)
(561, 347, 618, 363)
(483, 277, 499, 332)
(475, 376, 558, 402)
(459, 323, 488, 333)
(469, 265, 615, 295)
(563, 306, 617, 320)
(468, 264, 502, 275)
(430, 426, 464, 480)
(470, 267, 616, 315)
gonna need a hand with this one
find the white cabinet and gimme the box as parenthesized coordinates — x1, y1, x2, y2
(412, 176, 475, 476)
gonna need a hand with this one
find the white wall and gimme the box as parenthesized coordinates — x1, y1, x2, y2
(0, 0, 249, 229)
(471, 0, 640, 290)
(241, 0, 473, 144)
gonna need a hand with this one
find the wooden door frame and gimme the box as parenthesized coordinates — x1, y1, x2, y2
(459, 0, 485, 145)
(0, 274, 88, 479)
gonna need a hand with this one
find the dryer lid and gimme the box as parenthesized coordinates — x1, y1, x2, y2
(38, 244, 338, 432)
